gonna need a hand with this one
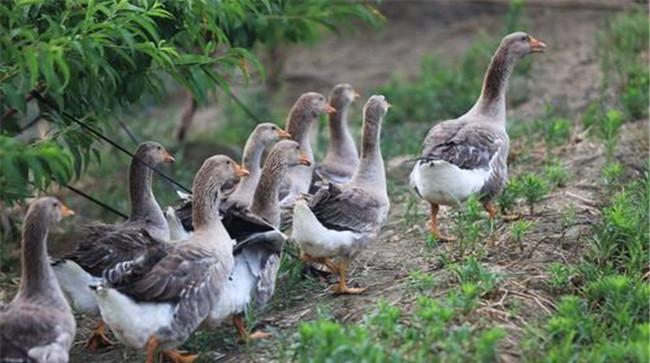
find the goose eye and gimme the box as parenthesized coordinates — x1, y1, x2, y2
(226, 160, 231, 165)
(521, 36, 527, 41)
(53, 202, 59, 208)
(157, 146, 162, 150)
(271, 126, 276, 130)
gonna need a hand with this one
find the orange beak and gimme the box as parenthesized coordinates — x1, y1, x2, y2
(60, 204, 75, 217)
(529, 36, 547, 53)
(277, 129, 292, 139)
(234, 163, 250, 177)
(352, 91, 361, 100)
(298, 153, 312, 167)
(163, 150, 175, 163)
(324, 104, 337, 114)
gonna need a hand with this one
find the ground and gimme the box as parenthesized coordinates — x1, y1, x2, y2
(1, 1, 646, 363)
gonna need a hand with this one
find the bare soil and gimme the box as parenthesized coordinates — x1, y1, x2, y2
(1, 2, 647, 363)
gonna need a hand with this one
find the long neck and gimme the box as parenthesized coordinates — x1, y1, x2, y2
(286, 110, 315, 160)
(192, 183, 223, 231)
(250, 160, 287, 227)
(17, 218, 60, 302)
(351, 119, 385, 191)
(233, 138, 265, 199)
(129, 159, 162, 220)
(466, 46, 515, 124)
(325, 101, 357, 162)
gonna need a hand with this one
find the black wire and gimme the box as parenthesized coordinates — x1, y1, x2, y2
(32, 91, 192, 193)
(115, 117, 139, 146)
(59, 181, 129, 219)
(224, 88, 264, 123)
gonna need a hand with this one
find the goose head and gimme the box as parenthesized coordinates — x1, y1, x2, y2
(329, 84, 360, 109)
(251, 123, 292, 147)
(363, 95, 391, 125)
(193, 155, 250, 195)
(26, 197, 74, 227)
(499, 32, 547, 60)
(135, 141, 175, 165)
(297, 92, 336, 119)
(267, 140, 312, 168)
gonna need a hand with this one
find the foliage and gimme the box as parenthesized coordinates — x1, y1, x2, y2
(596, 8, 649, 119)
(295, 282, 504, 363)
(509, 219, 534, 252)
(544, 160, 569, 188)
(451, 197, 488, 255)
(496, 178, 520, 214)
(0, 0, 383, 206)
(547, 262, 576, 291)
(515, 173, 550, 215)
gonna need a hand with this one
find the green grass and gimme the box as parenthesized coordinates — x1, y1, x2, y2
(293, 259, 505, 363)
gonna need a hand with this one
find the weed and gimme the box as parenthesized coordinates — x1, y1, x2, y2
(515, 173, 550, 215)
(561, 204, 577, 229)
(509, 219, 535, 252)
(496, 178, 520, 214)
(450, 256, 500, 297)
(620, 65, 649, 119)
(602, 162, 623, 190)
(547, 262, 576, 290)
(452, 197, 488, 255)
(544, 160, 569, 188)
(537, 117, 572, 148)
(408, 270, 436, 292)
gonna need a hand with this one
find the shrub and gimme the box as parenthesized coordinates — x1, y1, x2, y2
(515, 173, 550, 215)
(544, 160, 569, 188)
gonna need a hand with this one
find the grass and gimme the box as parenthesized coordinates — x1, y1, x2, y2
(293, 259, 505, 363)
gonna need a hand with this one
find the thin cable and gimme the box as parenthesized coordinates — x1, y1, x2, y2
(32, 92, 192, 193)
(224, 88, 264, 123)
(58, 181, 128, 219)
(115, 117, 139, 146)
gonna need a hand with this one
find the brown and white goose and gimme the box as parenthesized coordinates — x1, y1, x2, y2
(0, 197, 76, 363)
(280, 92, 336, 207)
(208, 140, 311, 341)
(409, 32, 546, 241)
(52, 141, 174, 350)
(93, 155, 248, 363)
(292, 95, 391, 294)
(169, 123, 291, 239)
(313, 84, 360, 184)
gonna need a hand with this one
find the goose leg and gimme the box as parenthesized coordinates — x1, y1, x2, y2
(85, 320, 115, 351)
(333, 259, 366, 295)
(428, 203, 456, 242)
(233, 314, 272, 343)
(482, 201, 497, 219)
(162, 349, 198, 363)
(145, 336, 159, 363)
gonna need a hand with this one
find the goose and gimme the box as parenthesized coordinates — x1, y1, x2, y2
(92, 155, 248, 363)
(280, 92, 336, 208)
(169, 122, 291, 240)
(409, 32, 546, 241)
(51, 141, 175, 350)
(292, 95, 391, 294)
(0, 197, 76, 363)
(313, 84, 360, 185)
(208, 140, 311, 341)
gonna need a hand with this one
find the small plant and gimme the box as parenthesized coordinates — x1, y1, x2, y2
(516, 173, 550, 215)
(544, 160, 569, 187)
(450, 256, 500, 297)
(539, 117, 572, 148)
(408, 270, 436, 292)
(452, 196, 488, 255)
(496, 178, 521, 215)
(620, 65, 649, 119)
(547, 262, 576, 290)
(602, 162, 624, 190)
(561, 204, 577, 229)
(600, 109, 624, 159)
(509, 219, 535, 252)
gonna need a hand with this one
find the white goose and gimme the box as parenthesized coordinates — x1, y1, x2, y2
(410, 32, 546, 240)
(292, 95, 391, 294)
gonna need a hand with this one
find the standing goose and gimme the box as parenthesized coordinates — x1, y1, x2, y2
(93, 156, 248, 363)
(280, 92, 336, 207)
(0, 197, 76, 363)
(314, 84, 360, 184)
(410, 32, 546, 241)
(170, 123, 291, 238)
(52, 141, 174, 350)
(209, 140, 311, 341)
(292, 95, 391, 294)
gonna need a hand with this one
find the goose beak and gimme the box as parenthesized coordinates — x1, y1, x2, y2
(298, 153, 312, 167)
(353, 91, 361, 100)
(324, 104, 337, 114)
(529, 37, 546, 53)
(163, 151, 175, 163)
(277, 129, 292, 139)
(234, 163, 250, 177)
(60, 204, 75, 218)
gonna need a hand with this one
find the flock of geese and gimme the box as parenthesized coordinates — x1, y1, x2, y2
(0, 32, 546, 363)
